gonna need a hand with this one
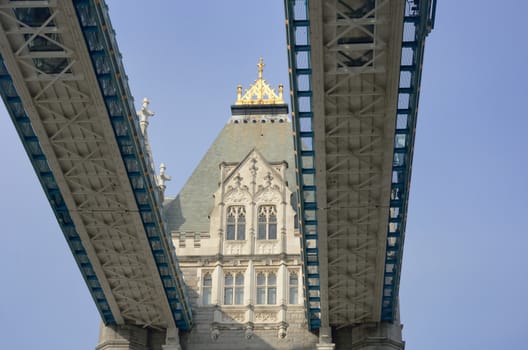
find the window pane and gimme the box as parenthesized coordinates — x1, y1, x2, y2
(289, 287, 298, 304)
(225, 273, 233, 286)
(203, 274, 212, 287)
(224, 287, 233, 305)
(226, 224, 235, 240)
(257, 273, 266, 286)
(257, 223, 266, 240)
(238, 221, 246, 240)
(290, 273, 298, 285)
(268, 287, 276, 304)
(227, 206, 246, 241)
(235, 273, 244, 286)
(269, 223, 277, 239)
(257, 287, 265, 304)
(203, 288, 211, 305)
(268, 273, 276, 286)
(235, 287, 244, 305)
(269, 210, 277, 223)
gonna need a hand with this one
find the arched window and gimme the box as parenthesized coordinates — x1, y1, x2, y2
(224, 272, 244, 305)
(257, 205, 277, 240)
(226, 206, 246, 240)
(289, 271, 299, 304)
(202, 273, 212, 305)
(256, 272, 277, 305)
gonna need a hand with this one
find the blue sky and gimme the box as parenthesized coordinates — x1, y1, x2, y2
(0, 1, 527, 349)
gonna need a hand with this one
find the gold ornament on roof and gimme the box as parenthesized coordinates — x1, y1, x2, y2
(235, 58, 284, 105)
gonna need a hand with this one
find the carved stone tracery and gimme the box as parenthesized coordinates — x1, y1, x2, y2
(224, 173, 251, 204)
(255, 311, 277, 322)
(222, 311, 246, 323)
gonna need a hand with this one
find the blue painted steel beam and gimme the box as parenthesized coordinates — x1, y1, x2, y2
(284, 0, 321, 330)
(380, 0, 435, 321)
(0, 57, 116, 325)
(71, 0, 192, 330)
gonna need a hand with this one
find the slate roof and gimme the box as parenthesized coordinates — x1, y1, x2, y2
(164, 118, 297, 234)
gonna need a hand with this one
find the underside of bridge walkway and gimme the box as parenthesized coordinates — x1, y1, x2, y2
(0, 0, 192, 339)
(285, 0, 435, 347)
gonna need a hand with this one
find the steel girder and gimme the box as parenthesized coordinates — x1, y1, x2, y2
(286, 0, 435, 330)
(0, 0, 192, 330)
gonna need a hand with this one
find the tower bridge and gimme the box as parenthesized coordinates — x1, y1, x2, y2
(0, 0, 191, 343)
(285, 1, 435, 344)
(0, 1, 435, 349)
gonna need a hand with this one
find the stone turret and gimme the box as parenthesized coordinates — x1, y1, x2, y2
(162, 59, 318, 349)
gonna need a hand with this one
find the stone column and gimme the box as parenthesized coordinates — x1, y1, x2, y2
(96, 323, 148, 350)
(246, 260, 255, 324)
(317, 326, 335, 350)
(212, 264, 223, 305)
(97, 323, 169, 350)
(161, 327, 181, 350)
(277, 262, 287, 306)
(245, 260, 255, 306)
(349, 322, 404, 350)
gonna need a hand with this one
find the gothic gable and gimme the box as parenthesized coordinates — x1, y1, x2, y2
(220, 149, 288, 206)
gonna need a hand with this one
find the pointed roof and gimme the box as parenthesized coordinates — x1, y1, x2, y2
(222, 148, 284, 187)
(164, 60, 295, 233)
(164, 121, 296, 234)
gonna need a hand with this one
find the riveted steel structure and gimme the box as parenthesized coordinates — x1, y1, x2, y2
(0, 0, 192, 330)
(0, 0, 436, 344)
(285, 0, 435, 330)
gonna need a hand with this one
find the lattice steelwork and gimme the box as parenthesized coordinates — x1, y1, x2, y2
(285, 0, 435, 329)
(285, 0, 321, 330)
(0, 0, 191, 330)
(381, 0, 435, 322)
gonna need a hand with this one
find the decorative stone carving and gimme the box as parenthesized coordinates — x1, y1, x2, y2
(137, 97, 155, 135)
(223, 165, 237, 179)
(257, 242, 277, 254)
(222, 311, 245, 323)
(245, 324, 254, 340)
(254, 312, 277, 322)
(255, 172, 281, 203)
(225, 173, 251, 203)
(224, 188, 250, 203)
(278, 323, 287, 339)
(157, 163, 171, 201)
(255, 187, 281, 203)
(249, 158, 258, 177)
(210, 327, 220, 341)
(225, 242, 244, 255)
(234, 58, 284, 106)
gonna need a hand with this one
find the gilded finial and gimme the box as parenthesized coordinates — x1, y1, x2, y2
(257, 57, 265, 79)
(235, 58, 285, 106)
(237, 85, 243, 101)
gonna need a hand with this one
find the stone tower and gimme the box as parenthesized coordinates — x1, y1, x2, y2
(164, 59, 318, 349)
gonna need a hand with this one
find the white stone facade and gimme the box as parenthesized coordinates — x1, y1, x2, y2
(172, 148, 317, 349)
